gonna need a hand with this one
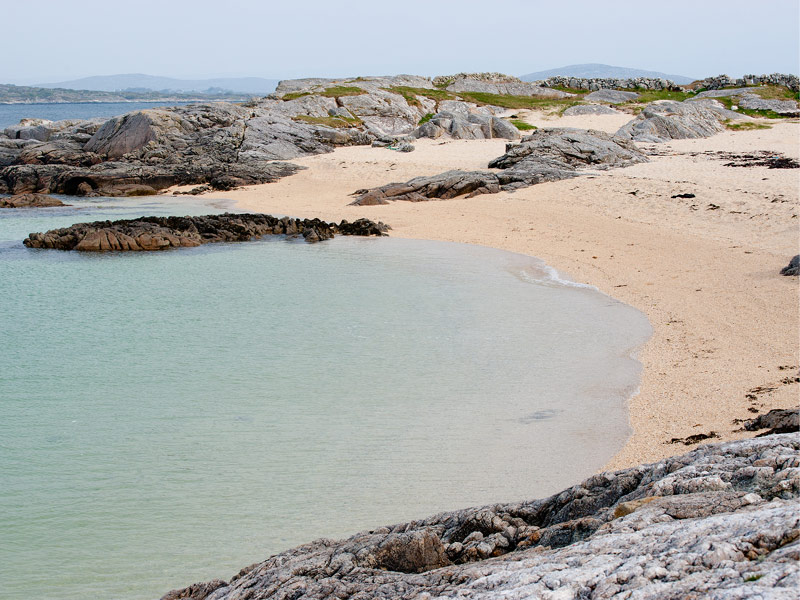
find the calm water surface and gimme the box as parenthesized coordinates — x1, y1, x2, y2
(0, 102, 201, 129)
(0, 196, 651, 599)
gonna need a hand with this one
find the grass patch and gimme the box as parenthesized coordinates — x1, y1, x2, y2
(281, 91, 311, 101)
(319, 86, 367, 98)
(724, 120, 771, 131)
(510, 118, 537, 131)
(418, 113, 434, 125)
(292, 115, 363, 128)
(626, 89, 696, 104)
(389, 86, 456, 103)
(457, 91, 578, 112)
(744, 574, 764, 582)
(549, 86, 589, 96)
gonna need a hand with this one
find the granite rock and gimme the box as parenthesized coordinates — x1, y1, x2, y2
(160, 434, 800, 600)
(615, 101, 731, 143)
(584, 89, 639, 104)
(0, 192, 65, 208)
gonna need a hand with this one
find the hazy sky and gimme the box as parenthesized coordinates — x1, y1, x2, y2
(2, 0, 798, 84)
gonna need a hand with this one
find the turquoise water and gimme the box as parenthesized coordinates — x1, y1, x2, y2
(0, 196, 651, 599)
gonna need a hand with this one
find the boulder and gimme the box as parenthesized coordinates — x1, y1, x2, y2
(737, 93, 800, 116)
(584, 89, 639, 104)
(780, 255, 799, 276)
(744, 408, 799, 435)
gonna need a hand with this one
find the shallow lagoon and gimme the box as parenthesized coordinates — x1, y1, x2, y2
(0, 196, 651, 599)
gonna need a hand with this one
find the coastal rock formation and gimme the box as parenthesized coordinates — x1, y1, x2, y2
(615, 100, 744, 143)
(351, 128, 645, 205)
(23, 214, 389, 251)
(780, 255, 799, 276)
(412, 111, 521, 141)
(161, 433, 800, 600)
(584, 89, 639, 104)
(745, 409, 799, 435)
(0, 193, 64, 208)
(693, 89, 800, 116)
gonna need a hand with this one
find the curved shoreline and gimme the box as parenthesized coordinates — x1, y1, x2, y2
(188, 122, 798, 472)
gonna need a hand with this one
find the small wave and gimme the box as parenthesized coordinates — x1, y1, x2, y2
(518, 262, 598, 291)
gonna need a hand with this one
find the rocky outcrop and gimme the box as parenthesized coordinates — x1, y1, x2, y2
(351, 128, 645, 204)
(780, 255, 800, 276)
(584, 89, 639, 104)
(160, 434, 800, 600)
(412, 109, 520, 141)
(737, 94, 800, 116)
(0, 192, 64, 208)
(745, 409, 799, 436)
(615, 100, 746, 143)
(437, 73, 572, 98)
(23, 214, 389, 251)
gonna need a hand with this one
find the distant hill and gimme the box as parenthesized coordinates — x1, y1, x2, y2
(0, 83, 255, 105)
(37, 74, 280, 95)
(520, 64, 695, 84)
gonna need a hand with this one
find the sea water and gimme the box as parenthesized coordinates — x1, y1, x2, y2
(0, 196, 651, 599)
(0, 102, 201, 129)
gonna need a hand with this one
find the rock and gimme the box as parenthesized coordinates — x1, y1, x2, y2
(160, 433, 800, 600)
(584, 89, 640, 104)
(745, 409, 799, 435)
(412, 110, 520, 141)
(563, 104, 621, 116)
(615, 101, 729, 143)
(352, 128, 645, 204)
(737, 93, 800, 116)
(780, 255, 800, 276)
(0, 193, 65, 208)
(23, 214, 389, 251)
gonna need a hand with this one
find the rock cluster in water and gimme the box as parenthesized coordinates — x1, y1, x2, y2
(23, 214, 388, 251)
(161, 433, 800, 599)
(0, 192, 64, 208)
(351, 128, 646, 204)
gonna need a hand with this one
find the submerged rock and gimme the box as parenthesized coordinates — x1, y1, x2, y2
(160, 433, 800, 600)
(23, 214, 389, 251)
(0, 193, 64, 208)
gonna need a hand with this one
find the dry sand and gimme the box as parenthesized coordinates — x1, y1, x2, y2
(176, 114, 799, 471)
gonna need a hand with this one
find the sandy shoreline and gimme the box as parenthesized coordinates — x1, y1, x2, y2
(180, 115, 799, 472)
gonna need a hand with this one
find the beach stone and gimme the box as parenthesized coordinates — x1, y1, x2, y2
(745, 408, 799, 434)
(780, 255, 800, 276)
(0, 192, 64, 208)
(160, 434, 800, 600)
(585, 89, 639, 104)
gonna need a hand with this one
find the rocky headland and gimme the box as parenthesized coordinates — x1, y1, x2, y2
(162, 431, 799, 599)
(3, 72, 797, 200)
(23, 214, 388, 251)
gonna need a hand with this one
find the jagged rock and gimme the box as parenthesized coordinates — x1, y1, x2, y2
(412, 112, 520, 141)
(615, 101, 731, 142)
(745, 409, 799, 435)
(584, 89, 639, 103)
(563, 104, 621, 116)
(160, 434, 800, 600)
(353, 128, 644, 204)
(24, 214, 389, 251)
(780, 255, 800, 276)
(0, 192, 64, 208)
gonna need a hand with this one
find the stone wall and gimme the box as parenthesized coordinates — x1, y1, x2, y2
(536, 76, 679, 91)
(693, 73, 799, 92)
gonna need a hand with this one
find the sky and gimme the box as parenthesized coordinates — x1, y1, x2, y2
(2, 0, 798, 84)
